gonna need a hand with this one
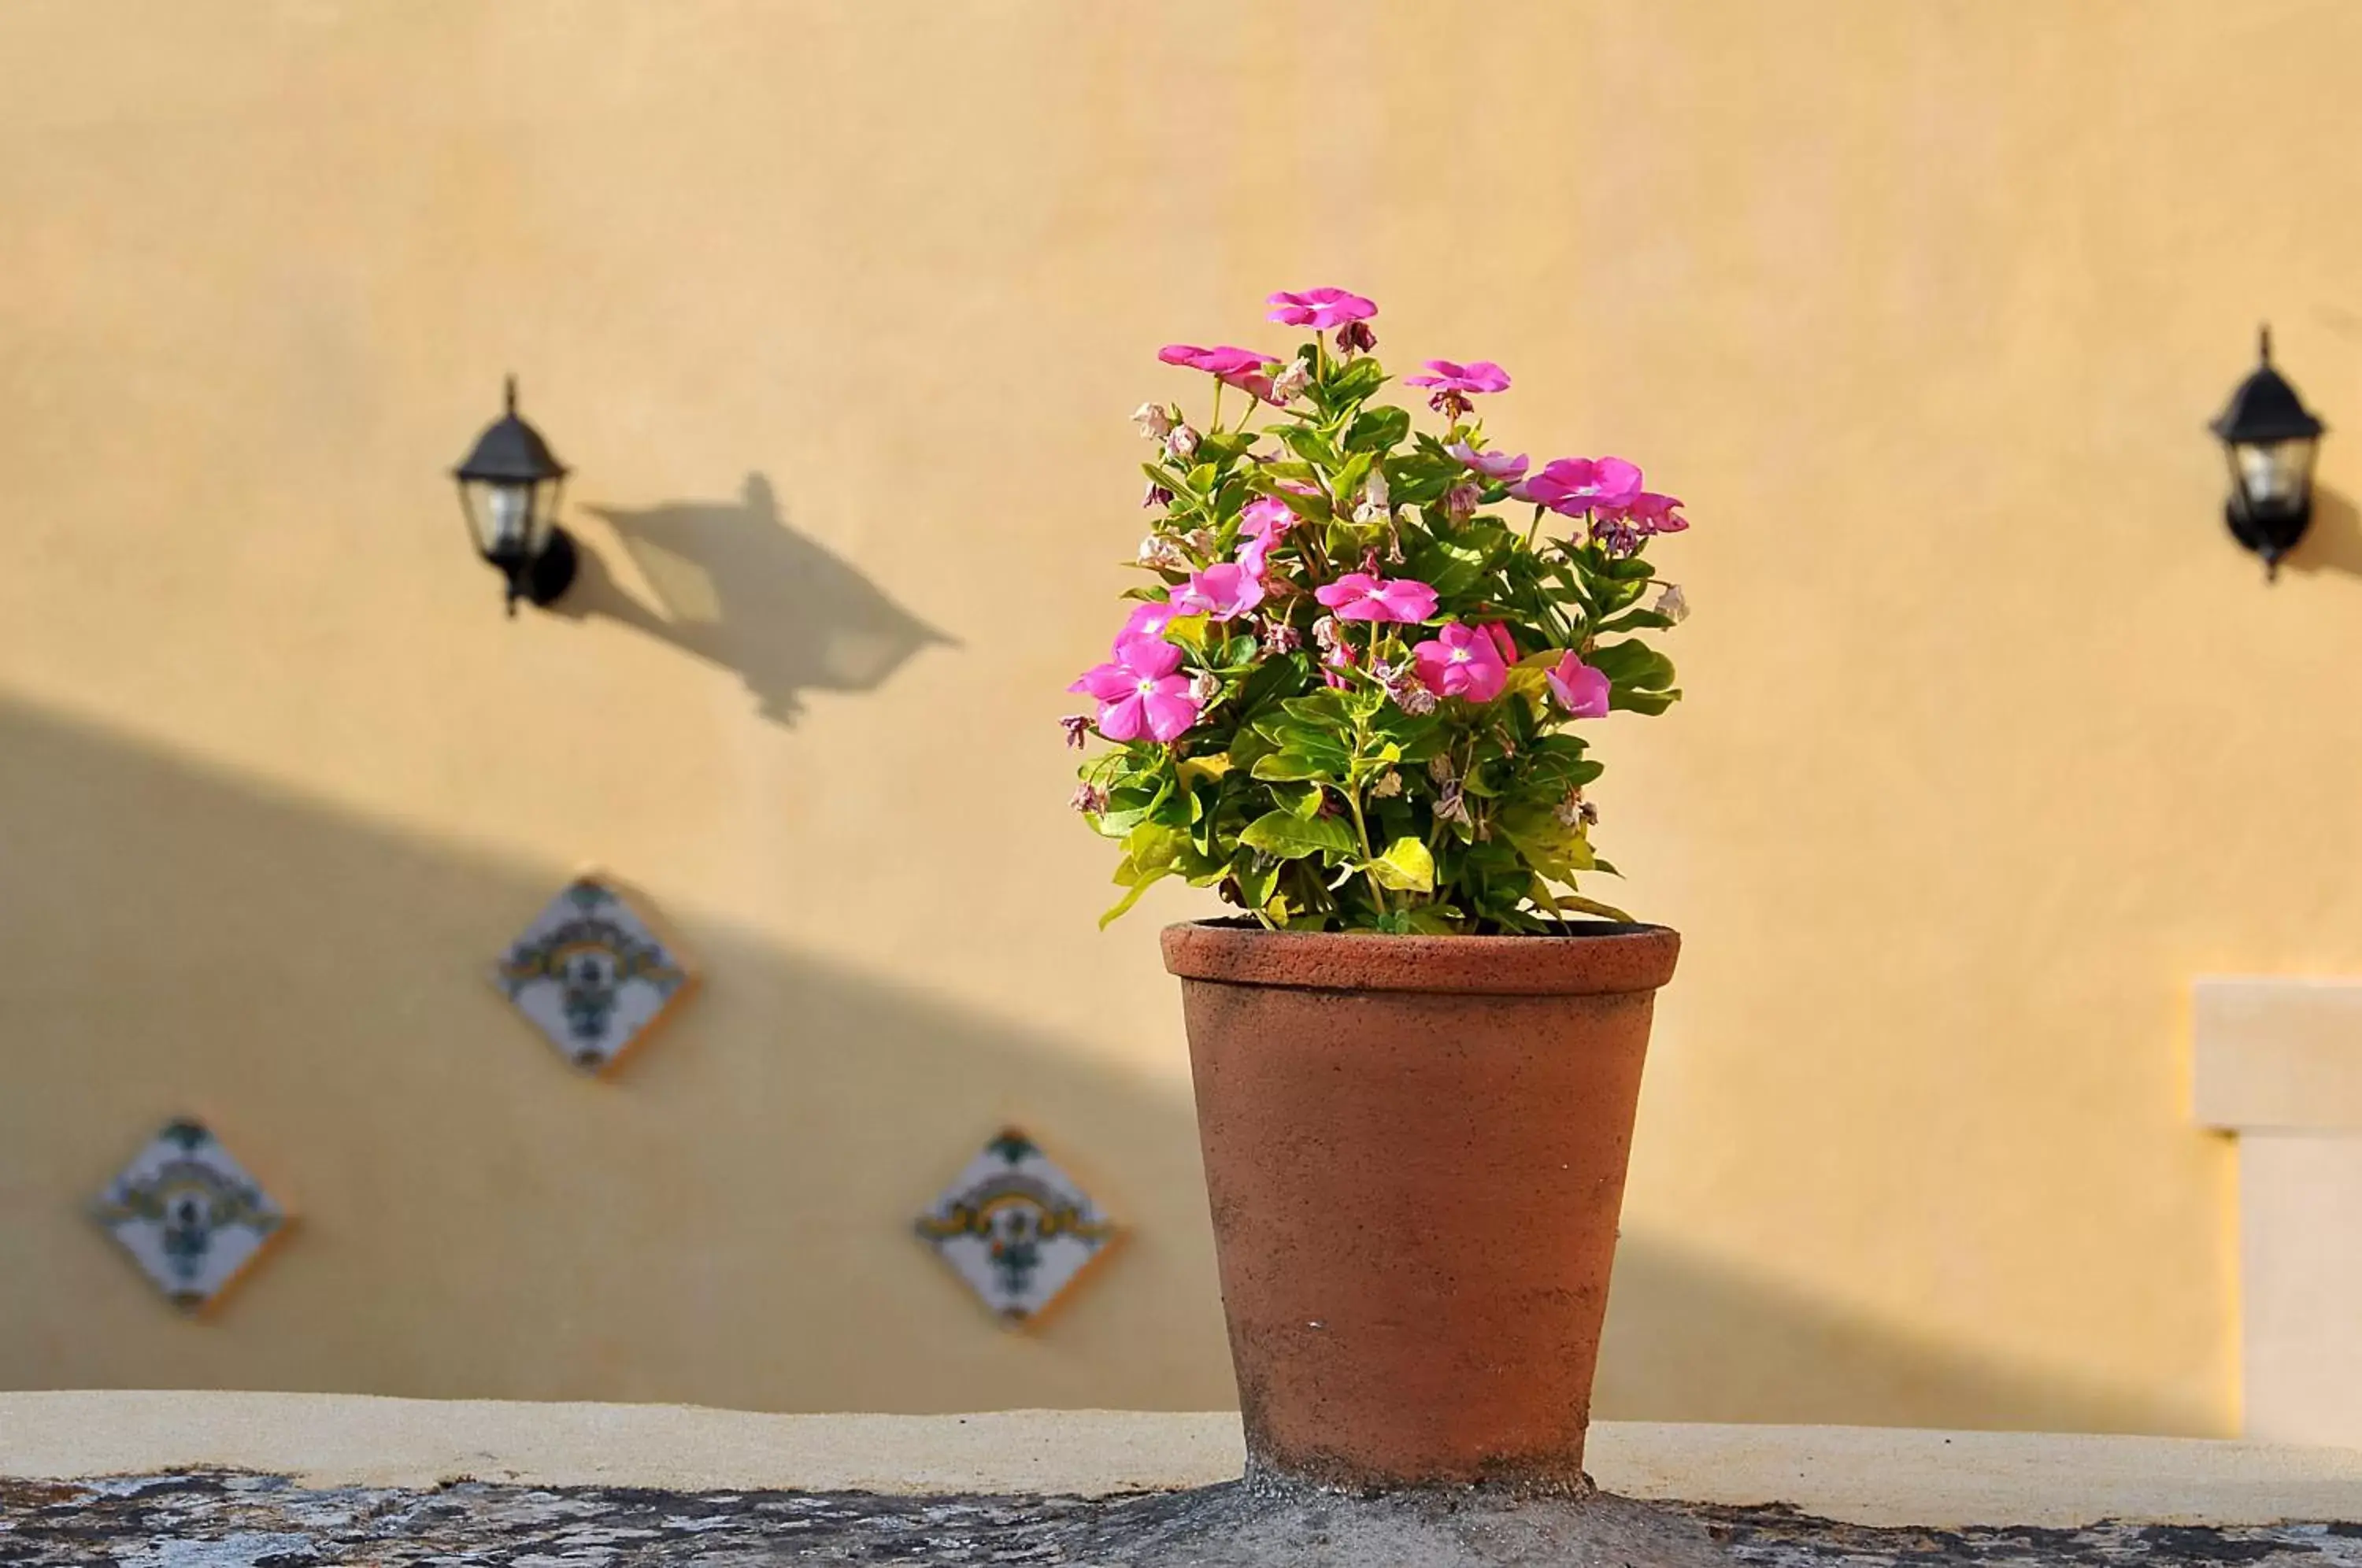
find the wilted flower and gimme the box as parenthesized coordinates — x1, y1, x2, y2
(1441, 483, 1482, 522)
(1131, 402, 1175, 440)
(1061, 714, 1092, 749)
(1311, 615, 1345, 652)
(1335, 320, 1376, 356)
(1427, 754, 1457, 786)
(1554, 789, 1599, 829)
(1070, 782, 1109, 813)
(1395, 682, 1438, 716)
(1190, 671, 1222, 706)
(1183, 527, 1219, 557)
(1265, 287, 1377, 331)
(1138, 534, 1185, 571)
(1435, 778, 1472, 827)
(1352, 470, 1391, 524)
(1261, 618, 1302, 656)
(1268, 356, 1312, 403)
(1370, 771, 1404, 799)
(1165, 423, 1201, 460)
(1655, 583, 1690, 623)
(1142, 481, 1175, 510)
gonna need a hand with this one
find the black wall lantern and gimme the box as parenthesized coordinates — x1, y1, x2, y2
(453, 376, 578, 614)
(2210, 327, 2327, 579)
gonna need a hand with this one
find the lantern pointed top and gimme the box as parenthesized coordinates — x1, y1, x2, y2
(2210, 327, 2325, 446)
(505, 373, 519, 415)
(454, 375, 568, 484)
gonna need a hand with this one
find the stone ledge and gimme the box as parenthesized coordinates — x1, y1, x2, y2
(5, 1392, 2362, 1529)
(2194, 976, 2362, 1130)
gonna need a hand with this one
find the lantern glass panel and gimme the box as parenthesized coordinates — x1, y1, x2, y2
(463, 477, 561, 561)
(2232, 437, 2316, 518)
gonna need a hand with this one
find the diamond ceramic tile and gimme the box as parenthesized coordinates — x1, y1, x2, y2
(93, 1119, 289, 1312)
(914, 1129, 1119, 1325)
(494, 875, 696, 1074)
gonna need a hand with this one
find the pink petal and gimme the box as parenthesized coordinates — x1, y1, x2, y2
(1120, 635, 1184, 679)
(1483, 623, 1517, 664)
(1071, 660, 1135, 701)
(1098, 693, 1147, 741)
(1159, 344, 1209, 367)
(1141, 683, 1201, 741)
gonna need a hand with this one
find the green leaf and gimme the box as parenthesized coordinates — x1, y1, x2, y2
(1324, 357, 1386, 406)
(1239, 810, 1357, 860)
(1609, 687, 1681, 715)
(1345, 405, 1411, 453)
(1098, 863, 1172, 928)
(1250, 751, 1339, 783)
(1586, 640, 1677, 691)
(1367, 836, 1436, 893)
(1373, 906, 1461, 934)
(1596, 608, 1675, 634)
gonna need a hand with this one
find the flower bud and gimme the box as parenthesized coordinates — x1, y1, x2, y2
(1142, 482, 1175, 510)
(1336, 320, 1376, 356)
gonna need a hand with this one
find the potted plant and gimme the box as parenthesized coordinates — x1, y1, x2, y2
(1066, 287, 1691, 1492)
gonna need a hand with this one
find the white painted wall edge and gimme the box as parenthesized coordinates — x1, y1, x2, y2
(3, 1393, 2360, 1528)
(2194, 975, 2362, 1130)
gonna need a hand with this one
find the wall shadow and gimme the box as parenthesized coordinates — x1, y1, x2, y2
(0, 699, 2212, 1431)
(2280, 485, 2362, 579)
(552, 472, 953, 725)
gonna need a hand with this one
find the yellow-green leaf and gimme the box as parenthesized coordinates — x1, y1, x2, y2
(1368, 836, 1436, 893)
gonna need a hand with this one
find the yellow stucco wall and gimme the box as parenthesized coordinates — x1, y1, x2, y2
(12, 0, 2358, 1433)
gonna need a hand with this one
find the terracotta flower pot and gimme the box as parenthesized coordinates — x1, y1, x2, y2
(1162, 919, 1681, 1492)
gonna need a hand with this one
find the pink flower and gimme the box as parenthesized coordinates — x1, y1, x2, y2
(1516, 457, 1645, 519)
(1545, 651, 1611, 718)
(1235, 496, 1296, 577)
(1446, 442, 1530, 483)
(1170, 562, 1266, 621)
(1266, 287, 1377, 331)
(1240, 495, 1295, 538)
(1412, 623, 1512, 703)
(1117, 601, 1182, 647)
(1405, 361, 1512, 395)
(1068, 636, 1200, 743)
(1321, 640, 1357, 689)
(1157, 343, 1277, 401)
(1314, 572, 1440, 624)
(1626, 492, 1689, 534)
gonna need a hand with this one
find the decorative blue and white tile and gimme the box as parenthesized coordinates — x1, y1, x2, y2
(494, 875, 697, 1075)
(914, 1129, 1119, 1326)
(93, 1119, 289, 1313)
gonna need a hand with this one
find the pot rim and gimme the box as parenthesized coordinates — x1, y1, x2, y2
(1161, 917, 1680, 997)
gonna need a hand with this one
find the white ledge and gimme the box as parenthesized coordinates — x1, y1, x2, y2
(2194, 976, 2362, 1130)
(5, 1393, 2362, 1527)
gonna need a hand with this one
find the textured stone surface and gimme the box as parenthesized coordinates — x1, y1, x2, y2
(6, 1472, 2360, 1567)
